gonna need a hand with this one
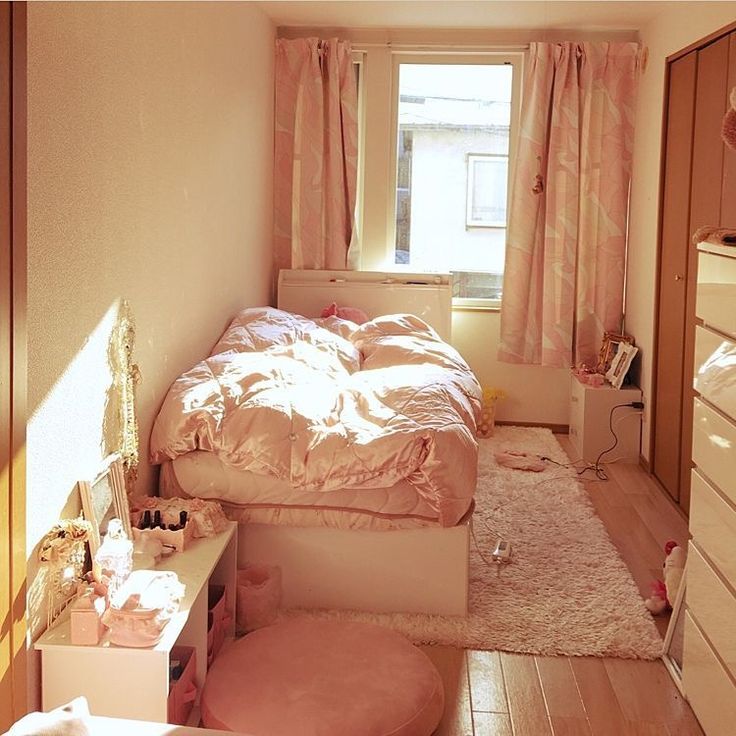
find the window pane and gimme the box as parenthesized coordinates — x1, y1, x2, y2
(394, 63, 513, 299)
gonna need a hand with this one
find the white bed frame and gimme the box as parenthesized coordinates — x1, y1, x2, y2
(234, 272, 469, 616)
(238, 511, 471, 616)
(277, 268, 453, 341)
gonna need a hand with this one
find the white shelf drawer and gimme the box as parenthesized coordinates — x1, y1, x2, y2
(692, 398, 736, 507)
(696, 249, 736, 338)
(683, 612, 736, 736)
(690, 470, 736, 591)
(694, 325, 736, 423)
(687, 542, 736, 680)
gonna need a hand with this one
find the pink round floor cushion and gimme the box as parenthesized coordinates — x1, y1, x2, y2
(200, 619, 444, 736)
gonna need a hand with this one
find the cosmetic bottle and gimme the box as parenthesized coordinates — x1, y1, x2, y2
(95, 518, 133, 597)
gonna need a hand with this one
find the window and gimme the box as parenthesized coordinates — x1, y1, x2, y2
(391, 59, 518, 305)
(356, 50, 521, 307)
(466, 154, 508, 228)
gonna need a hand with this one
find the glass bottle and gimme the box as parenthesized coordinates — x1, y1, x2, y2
(95, 518, 133, 597)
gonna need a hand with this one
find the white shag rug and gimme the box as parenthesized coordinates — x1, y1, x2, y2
(279, 426, 663, 659)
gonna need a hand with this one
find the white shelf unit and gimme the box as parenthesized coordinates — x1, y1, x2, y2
(35, 522, 237, 723)
(568, 373, 642, 464)
(681, 243, 736, 735)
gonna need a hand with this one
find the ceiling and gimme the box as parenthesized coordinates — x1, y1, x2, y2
(253, 1, 680, 31)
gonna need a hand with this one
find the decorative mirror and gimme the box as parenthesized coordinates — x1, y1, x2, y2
(78, 454, 132, 560)
(661, 570, 687, 694)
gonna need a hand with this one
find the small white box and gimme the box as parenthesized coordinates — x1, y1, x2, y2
(569, 373, 642, 464)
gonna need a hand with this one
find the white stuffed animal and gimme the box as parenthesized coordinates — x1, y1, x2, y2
(645, 540, 686, 615)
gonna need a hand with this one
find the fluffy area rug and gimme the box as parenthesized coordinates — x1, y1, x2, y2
(279, 426, 663, 659)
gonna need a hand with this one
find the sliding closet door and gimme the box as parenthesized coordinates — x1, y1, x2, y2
(723, 32, 736, 214)
(0, 3, 26, 730)
(652, 53, 697, 504)
(679, 35, 731, 514)
(653, 27, 736, 515)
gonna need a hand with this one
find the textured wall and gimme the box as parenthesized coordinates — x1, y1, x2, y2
(626, 3, 736, 461)
(26, 0, 275, 697)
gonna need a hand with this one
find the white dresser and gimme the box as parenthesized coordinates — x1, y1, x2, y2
(682, 242, 736, 735)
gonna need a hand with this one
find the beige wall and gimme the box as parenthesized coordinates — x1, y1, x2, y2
(26, 0, 275, 703)
(626, 3, 736, 461)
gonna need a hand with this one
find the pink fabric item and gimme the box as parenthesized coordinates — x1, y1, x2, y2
(274, 38, 359, 272)
(320, 301, 370, 324)
(495, 450, 546, 472)
(499, 42, 640, 368)
(200, 619, 444, 736)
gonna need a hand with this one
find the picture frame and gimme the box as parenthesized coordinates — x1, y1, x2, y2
(596, 332, 635, 375)
(606, 342, 639, 389)
(78, 454, 132, 562)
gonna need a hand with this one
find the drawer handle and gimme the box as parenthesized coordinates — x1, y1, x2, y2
(675, 274, 683, 281)
(571, 396, 578, 403)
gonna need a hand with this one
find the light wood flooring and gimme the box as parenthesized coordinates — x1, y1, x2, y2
(421, 435, 702, 736)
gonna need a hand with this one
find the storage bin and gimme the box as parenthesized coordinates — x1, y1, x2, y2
(236, 564, 282, 632)
(206, 585, 230, 665)
(167, 646, 197, 726)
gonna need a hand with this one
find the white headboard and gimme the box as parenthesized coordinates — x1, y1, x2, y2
(277, 269, 453, 341)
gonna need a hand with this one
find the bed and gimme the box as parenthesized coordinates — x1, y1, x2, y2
(150, 305, 481, 615)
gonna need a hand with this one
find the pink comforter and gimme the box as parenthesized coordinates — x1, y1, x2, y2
(150, 308, 481, 526)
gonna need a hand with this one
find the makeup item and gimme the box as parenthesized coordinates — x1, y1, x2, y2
(153, 510, 162, 528)
(139, 510, 152, 530)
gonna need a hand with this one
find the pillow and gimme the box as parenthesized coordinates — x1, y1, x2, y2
(5, 697, 91, 736)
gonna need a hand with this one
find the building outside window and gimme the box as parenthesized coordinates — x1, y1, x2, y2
(390, 59, 518, 305)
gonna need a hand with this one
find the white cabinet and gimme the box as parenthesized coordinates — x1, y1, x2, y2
(35, 522, 237, 724)
(682, 243, 736, 735)
(568, 374, 642, 464)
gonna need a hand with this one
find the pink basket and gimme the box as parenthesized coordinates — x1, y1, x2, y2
(236, 564, 282, 632)
(168, 646, 197, 725)
(207, 585, 230, 665)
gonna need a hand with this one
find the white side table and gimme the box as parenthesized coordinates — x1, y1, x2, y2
(569, 373, 642, 464)
(35, 522, 237, 724)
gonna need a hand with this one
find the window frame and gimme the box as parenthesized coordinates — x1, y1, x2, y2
(359, 50, 522, 310)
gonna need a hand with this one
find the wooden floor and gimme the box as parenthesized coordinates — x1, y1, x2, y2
(421, 436, 702, 736)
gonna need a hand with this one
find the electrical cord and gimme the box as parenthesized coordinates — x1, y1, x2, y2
(538, 400, 644, 481)
(595, 402, 643, 470)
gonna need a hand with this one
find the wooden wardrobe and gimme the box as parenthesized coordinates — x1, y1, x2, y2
(0, 3, 27, 729)
(652, 23, 736, 516)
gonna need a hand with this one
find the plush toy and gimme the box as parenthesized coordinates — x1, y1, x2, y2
(722, 86, 736, 151)
(645, 540, 686, 614)
(320, 302, 369, 324)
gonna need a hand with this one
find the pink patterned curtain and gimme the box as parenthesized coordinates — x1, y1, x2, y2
(498, 42, 640, 367)
(274, 38, 359, 272)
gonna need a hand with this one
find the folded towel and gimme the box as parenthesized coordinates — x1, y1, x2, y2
(692, 225, 736, 246)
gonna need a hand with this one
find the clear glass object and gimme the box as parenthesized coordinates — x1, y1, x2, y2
(94, 517, 133, 597)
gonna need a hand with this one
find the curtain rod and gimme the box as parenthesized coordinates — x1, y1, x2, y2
(352, 42, 530, 51)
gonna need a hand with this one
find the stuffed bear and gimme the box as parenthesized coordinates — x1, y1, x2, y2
(722, 86, 736, 151)
(645, 540, 686, 615)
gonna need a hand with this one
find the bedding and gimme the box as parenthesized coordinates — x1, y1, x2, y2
(150, 307, 482, 527)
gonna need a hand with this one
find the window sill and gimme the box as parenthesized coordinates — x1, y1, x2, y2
(452, 299, 501, 313)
